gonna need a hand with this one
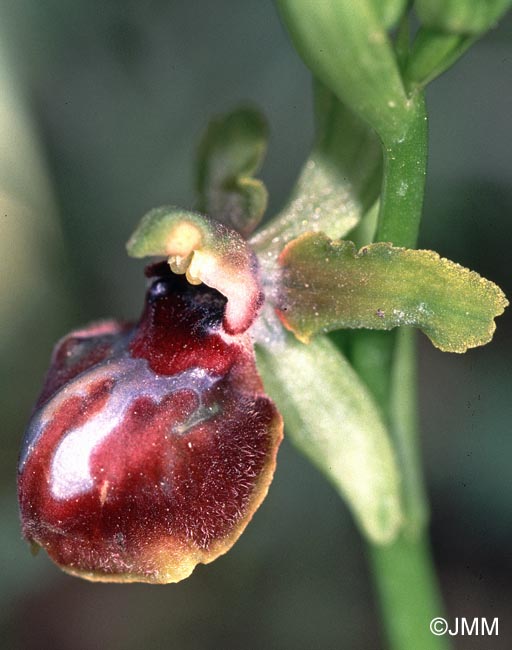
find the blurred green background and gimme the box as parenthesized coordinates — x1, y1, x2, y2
(1, 2, 510, 648)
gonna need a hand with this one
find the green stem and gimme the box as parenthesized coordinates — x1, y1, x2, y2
(352, 328, 429, 537)
(369, 537, 450, 650)
(352, 92, 450, 649)
(277, 4, 447, 646)
(390, 328, 429, 535)
(376, 92, 427, 248)
(366, 329, 448, 650)
(354, 93, 428, 518)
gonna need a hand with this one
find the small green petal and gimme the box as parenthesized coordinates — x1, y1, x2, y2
(256, 335, 404, 544)
(276, 233, 508, 352)
(196, 107, 268, 237)
(126, 206, 262, 333)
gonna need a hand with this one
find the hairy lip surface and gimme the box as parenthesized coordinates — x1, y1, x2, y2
(18, 269, 283, 583)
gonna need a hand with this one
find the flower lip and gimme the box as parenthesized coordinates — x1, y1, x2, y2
(132, 262, 236, 378)
(18, 256, 283, 584)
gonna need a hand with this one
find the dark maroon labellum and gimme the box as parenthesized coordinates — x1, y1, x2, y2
(18, 264, 282, 583)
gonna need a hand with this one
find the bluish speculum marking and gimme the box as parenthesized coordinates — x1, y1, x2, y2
(32, 358, 220, 500)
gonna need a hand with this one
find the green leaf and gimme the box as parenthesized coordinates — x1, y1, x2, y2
(196, 107, 268, 237)
(250, 82, 382, 257)
(126, 206, 262, 333)
(276, 233, 508, 352)
(276, 0, 410, 145)
(256, 335, 404, 544)
(415, 0, 511, 35)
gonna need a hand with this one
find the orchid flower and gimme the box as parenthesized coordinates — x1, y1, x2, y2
(18, 102, 507, 583)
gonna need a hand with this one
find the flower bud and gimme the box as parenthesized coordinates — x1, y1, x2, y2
(18, 263, 282, 583)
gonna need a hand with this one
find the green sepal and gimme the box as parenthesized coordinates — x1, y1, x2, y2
(276, 233, 508, 352)
(415, 0, 511, 35)
(126, 206, 262, 334)
(256, 335, 404, 544)
(196, 107, 268, 237)
(250, 82, 382, 257)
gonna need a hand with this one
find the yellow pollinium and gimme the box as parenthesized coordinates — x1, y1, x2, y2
(167, 243, 217, 288)
(168, 253, 193, 275)
(165, 222, 203, 257)
(166, 222, 205, 285)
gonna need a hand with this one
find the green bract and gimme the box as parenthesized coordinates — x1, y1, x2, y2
(370, 0, 408, 29)
(403, 28, 475, 89)
(276, 0, 410, 144)
(405, 0, 512, 88)
(415, 0, 511, 34)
